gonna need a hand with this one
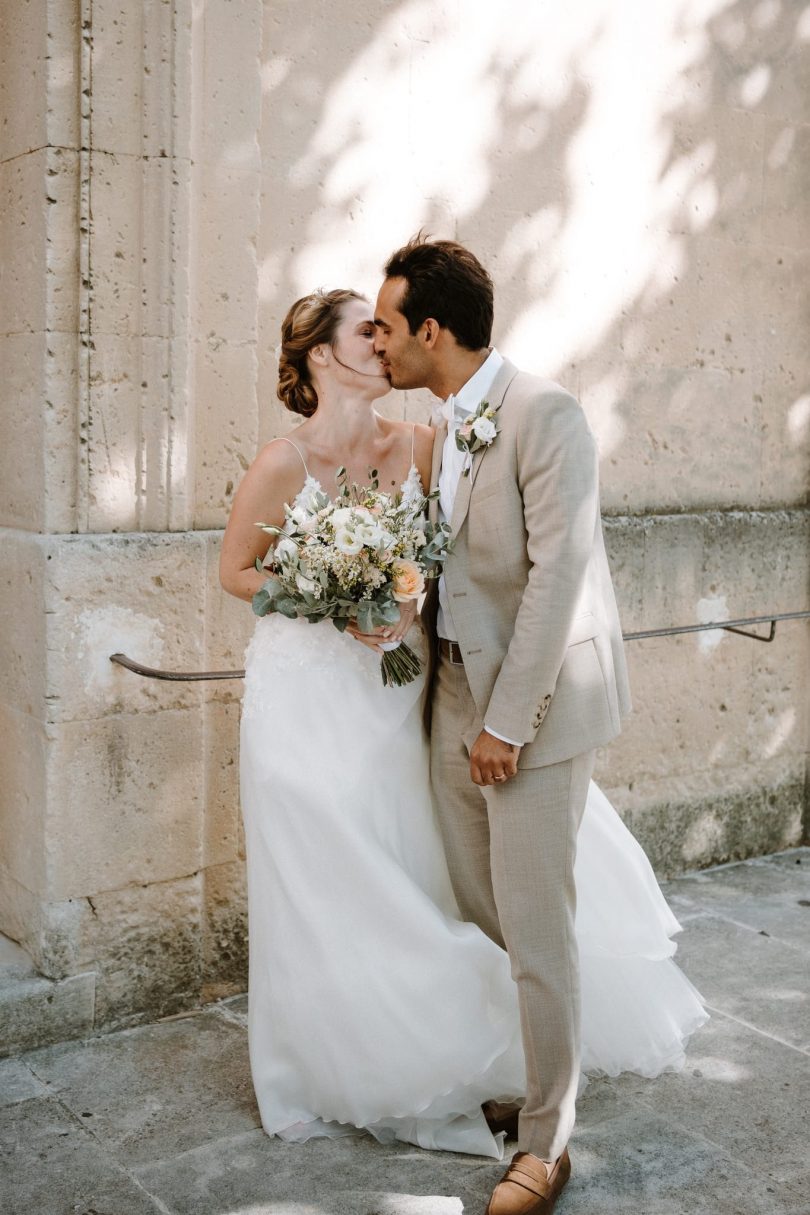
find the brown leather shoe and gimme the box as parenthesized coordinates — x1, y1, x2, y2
(482, 1100, 522, 1140)
(485, 1149, 571, 1215)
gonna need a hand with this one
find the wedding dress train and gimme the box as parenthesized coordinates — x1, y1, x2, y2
(239, 606, 707, 1160)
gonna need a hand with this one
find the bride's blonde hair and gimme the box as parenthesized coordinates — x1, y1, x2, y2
(277, 288, 366, 418)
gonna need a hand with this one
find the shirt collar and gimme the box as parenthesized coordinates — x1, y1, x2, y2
(444, 348, 504, 425)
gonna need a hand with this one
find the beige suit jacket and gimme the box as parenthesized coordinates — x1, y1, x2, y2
(427, 357, 631, 769)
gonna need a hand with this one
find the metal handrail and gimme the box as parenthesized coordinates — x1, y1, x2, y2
(109, 610, 810, 682)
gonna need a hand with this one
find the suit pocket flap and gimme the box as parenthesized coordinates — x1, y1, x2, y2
(567, 612, 599, 645)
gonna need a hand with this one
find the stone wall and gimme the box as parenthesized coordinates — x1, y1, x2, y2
(0, 0, 807, 1035)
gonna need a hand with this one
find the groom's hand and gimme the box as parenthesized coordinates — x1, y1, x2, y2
(470, 731, 520, 787)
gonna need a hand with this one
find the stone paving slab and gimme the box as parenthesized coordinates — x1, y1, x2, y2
(664, 852, 810, 948)
(23, 1006, 261, 1166)
(599, 1008, 810, 1186)
(1, 848, 807, 1215)
(0, 1056, 47, 1106)
(673, 915, 810, 1051)
(0, 1096, 165, 1215)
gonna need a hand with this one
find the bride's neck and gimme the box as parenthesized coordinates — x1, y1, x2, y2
(306, 390, 382, 452)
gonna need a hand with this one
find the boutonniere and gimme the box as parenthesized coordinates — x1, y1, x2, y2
(455, 399, 500, 475)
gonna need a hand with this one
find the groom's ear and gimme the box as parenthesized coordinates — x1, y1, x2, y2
(419, 318, 441, 349)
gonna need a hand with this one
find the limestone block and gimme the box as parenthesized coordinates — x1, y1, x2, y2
(0, 148, 80, 338)
(600, 764, 804, 876)
(0, 151, 47, 335)
(757, 246, 810, 391)
(0, 332, 81, 534)
(0, 970, 95, 1057)
(72, 873, 203, 1029)
(83, 334, 140, 532)
(0, 0, 47, 161)
(87, 151, 143, 337)
(192, 338, 259, 529)
(744, 634, 809, 769)
(86, 1, 145, 158)
(0, 530, 47, 717)
(191, 165, 261, 342)
(637, 514, 706, 630)
(701, 509, 809, 616)
(595, 509, 809, 821)
(0, 339, 47, 530)
(43, 531, 207, 722)
(0, 708, 47, 898)
(202, 532, 254, 688)
(202, 701, 242, 869)
(202, 860, 248, 1002)
(762, 123, 810, 252)
(602, 517, 645, 633)
(43, 332, 81, 533)
(199, 0, 262, 171)
(43, 707, 203, 900)
(44, 147, 81, 334)
(620, 234, 766, 377)
(22, 891, 88, 980)
(142, 156, 193, 341)
(708, 9, 810, 127)
(666, 108, 765, 246)
(0, 867, 40, 965)
(585, 363, 762, 513)
(758, 378, 810, 508)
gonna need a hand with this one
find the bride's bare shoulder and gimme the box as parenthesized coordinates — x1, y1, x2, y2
(252, 434, 309, 475)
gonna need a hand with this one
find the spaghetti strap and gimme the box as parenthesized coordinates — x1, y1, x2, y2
(410, 423, 416, 466)
(276, 435, 309, 477)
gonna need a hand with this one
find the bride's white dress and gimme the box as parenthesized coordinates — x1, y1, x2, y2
(239, 468, 707, 1160)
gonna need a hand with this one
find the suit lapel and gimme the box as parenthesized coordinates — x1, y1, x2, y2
(449, 358, 520, 536)
(428, 421, 446, 526)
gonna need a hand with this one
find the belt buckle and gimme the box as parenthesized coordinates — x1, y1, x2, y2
(445, 639, 463, 666)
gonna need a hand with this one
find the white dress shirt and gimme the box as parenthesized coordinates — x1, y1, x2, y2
(437, 347, 504, 640)
(436, 348, 519, 748)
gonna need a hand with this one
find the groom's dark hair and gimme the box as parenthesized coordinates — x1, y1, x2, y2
(384, 235, 493, 350)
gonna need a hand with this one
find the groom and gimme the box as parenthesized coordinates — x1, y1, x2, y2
(375, 237, 630, 1215)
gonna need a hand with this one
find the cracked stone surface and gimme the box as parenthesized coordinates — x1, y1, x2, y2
(0, 848, 807, 1214)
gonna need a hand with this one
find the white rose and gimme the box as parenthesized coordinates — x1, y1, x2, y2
(290, 504, 313, 526)
(471, 416, 497, 443)
(275, 536, 299, 563)
(334, 527, 363, 556)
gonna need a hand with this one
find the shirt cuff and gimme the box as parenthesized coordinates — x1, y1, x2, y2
(484, 725, 522, 748)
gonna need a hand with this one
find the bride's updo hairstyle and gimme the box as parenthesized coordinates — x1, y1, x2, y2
(277, 288, 366, 417)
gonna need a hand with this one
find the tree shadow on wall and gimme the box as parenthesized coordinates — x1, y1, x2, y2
(255, 0, 809, 517)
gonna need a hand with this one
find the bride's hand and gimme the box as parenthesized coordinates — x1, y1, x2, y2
(386, 598, 418, 643)
(346, 599, 418, 651)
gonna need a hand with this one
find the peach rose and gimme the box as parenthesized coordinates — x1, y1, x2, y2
(391, 559, 425, 602)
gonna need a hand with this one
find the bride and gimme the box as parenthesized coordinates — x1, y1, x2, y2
(219, 287, 707, 1162)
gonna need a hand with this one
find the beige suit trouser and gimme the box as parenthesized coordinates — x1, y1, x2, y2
(430, 654, 595, 1161)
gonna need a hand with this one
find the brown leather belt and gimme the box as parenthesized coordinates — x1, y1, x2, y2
(438, 637, 465, 665)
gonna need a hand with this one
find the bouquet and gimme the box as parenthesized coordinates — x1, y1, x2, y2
(252, 469, 452, 686)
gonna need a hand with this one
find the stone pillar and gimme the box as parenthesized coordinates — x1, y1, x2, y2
(0, 0, 263, 1035)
